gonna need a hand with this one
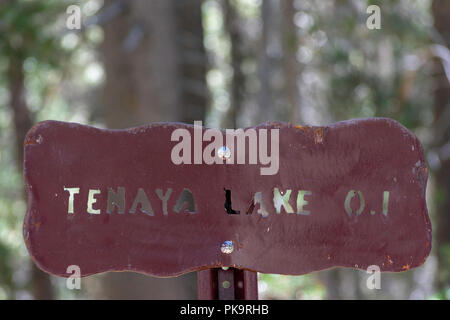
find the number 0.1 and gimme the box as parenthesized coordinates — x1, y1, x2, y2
(344, 190, 389, 217)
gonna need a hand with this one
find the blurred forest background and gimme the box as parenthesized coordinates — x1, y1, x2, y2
(0, 0, 449, 299)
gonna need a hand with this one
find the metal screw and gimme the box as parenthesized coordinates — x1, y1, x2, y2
(221, 240, 234, 254)
(218, 146, 231, 160)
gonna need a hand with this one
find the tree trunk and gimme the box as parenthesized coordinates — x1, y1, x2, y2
(223, 0, 245, 128)
(281, 0, 301, 123)
(173, 0, 208, 124)
(91, 0, 207, 299)
(8, 56, 54, 300)
(257, 0, 278, 123)
(432, 0, 450, 294)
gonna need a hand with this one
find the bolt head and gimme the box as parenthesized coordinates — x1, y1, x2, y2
(221, 240, 234, 254)
(218, 146, 231, 160)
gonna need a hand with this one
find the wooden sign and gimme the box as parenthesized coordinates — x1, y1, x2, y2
(23, 118, 431, 278)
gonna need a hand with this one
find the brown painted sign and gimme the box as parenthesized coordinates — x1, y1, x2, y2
(23, 118, 431, 278)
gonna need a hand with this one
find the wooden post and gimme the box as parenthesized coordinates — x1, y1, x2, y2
(197, 268, 258, 300)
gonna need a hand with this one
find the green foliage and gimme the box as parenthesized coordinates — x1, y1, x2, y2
(314, 0, 434, 129)
(0, 0, 75, 66)
(0, 0, 86, 299)
(259, 273, 326, 300)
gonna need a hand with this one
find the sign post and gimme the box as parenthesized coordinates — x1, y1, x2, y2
(23, 118, 431, 299)
(198, 268, 258, 300)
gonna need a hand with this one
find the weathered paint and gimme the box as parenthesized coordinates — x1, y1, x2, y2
(23, 118, 431, 277)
